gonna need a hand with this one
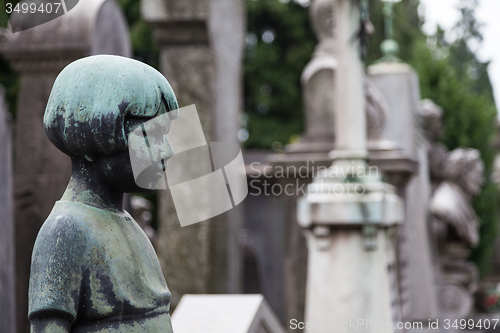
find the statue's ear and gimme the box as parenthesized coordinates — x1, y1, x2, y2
(84, 154, 96, 163)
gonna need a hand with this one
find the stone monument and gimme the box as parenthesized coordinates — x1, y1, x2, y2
(250, 0, 413, 326)
(0, 85, 15, 333)
(420, 99, 448, 193)
(421, 99, 482, 322)
(142, 0, 245, 306)
(297, 1, 404, 332)
(430, 148, 483, 322)
(368, 12, 440, 322)
(0, 1, 131, 331)
(29, 55, 178, 332)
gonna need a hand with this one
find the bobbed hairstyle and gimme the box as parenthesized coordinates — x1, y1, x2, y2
(44, 55, 179, 157)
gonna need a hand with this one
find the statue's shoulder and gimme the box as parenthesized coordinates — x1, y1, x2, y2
(40, 201, 86, 230)
(35, 201, 95, 250)
(429, 181, 479, 245)
(32, 202, 90, 268)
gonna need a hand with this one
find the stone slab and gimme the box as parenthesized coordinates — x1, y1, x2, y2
(172, 294, 286, 333)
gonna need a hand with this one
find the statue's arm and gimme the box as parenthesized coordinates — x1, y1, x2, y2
(30, 317, 71, 333)
(29, 215, 84, 333)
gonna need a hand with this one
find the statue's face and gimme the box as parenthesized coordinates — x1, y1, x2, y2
(95, 114, 175, 194)
(425, 116, 442, 142)
(464, 160, 484, 195)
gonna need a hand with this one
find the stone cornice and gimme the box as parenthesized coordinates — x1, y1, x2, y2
(148, 19, 209, 46)
(0, 44, 87, 73)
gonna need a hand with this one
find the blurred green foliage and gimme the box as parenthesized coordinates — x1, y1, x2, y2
(115, 0, 158, 68)
(244, 0, 316, 148)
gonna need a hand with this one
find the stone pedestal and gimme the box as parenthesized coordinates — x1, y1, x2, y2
(304, 229, 398, 333)
(142, 0, 245, 305)
(0, 2, 131, 331)
(298, 167, 404, 333)
(368, 62, 439, 323)
(0, 85, 15, 333)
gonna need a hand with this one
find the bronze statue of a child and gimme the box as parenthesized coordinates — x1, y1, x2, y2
(28, 55, 178, 332)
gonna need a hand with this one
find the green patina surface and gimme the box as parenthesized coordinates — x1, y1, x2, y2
(44, 55, 178, 158)
(30, 201, 173, 332)
(30, 55, 178, 332)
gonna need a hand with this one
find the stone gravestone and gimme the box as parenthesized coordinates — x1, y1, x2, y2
(0, 1, 131, 331)
(142, 0, 245, 306)
(172, 294, 286, 333)
(0, 85, 15, 333)
(265, 0, 337, 325)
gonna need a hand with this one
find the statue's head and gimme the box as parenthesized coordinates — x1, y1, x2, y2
(420, 99, 443, 142)
(44, 55, 178, 192)
(311, 0, 335, 43)
(445, 148, 484, 196)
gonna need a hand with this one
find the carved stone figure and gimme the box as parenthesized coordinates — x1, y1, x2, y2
(421, 99, 484, 320)
(28, 55, 178, 332)
(431, 148, 483, 247)
(288, 0, 337, 154)
(420, 99, 448, 190)
(430, 148, 484, 320)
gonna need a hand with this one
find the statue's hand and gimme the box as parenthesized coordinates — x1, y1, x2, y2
(30, 317, 71, 333)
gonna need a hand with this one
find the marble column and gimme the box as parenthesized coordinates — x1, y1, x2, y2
(0, 1, 131, 331)
(297, 1, 404, 332)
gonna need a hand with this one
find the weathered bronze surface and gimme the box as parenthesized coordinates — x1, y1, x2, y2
(29, 55, 178, 333)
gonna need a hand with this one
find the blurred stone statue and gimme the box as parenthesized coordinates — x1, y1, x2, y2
(289, 0, 336, 154)
(295, 0, 390, 154)
(430, 148, 483, 320)
(420, 99, 448, 191)
(129, 195, 157, 243)
(430, 148, 483, 248)
(422, 99, 483, 320)
(29, 55, 178, 332)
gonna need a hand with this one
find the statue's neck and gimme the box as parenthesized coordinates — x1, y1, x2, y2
(61, 157, 124, 213)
